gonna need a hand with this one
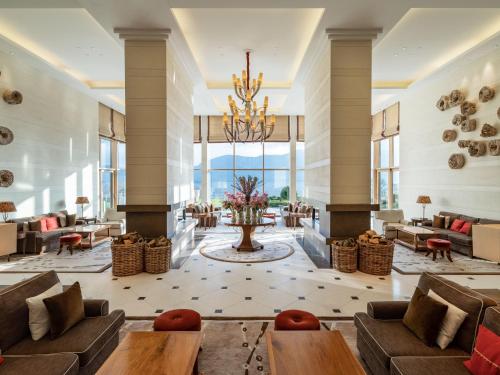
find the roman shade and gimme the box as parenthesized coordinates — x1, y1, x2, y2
(266, 116, 290, 142)
(208, 115, 230, 143)
(193, 116, 201, 143)
(98, 103, 113, 138)
(384, 102, 400, 137)
(297, 115, 305, 142)
(372, 111, 384, 141)
(112, 110, 126, 142)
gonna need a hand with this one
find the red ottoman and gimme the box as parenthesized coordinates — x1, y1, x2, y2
(58, 233, 82, 255)
(275, 309, 320, 331)
(426, 238, 453, 262)
(154, 309, 201, 331)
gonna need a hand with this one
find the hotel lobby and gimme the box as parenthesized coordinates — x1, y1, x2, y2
(0, 1, 499, 374)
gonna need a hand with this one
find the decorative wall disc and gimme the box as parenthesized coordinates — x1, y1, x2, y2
(448, 154, 465, 169)
(0, 170, 14, 187)
(0, 126, 14, 145)
(2, 89, 23, 105)
(478, 86, 495, 102)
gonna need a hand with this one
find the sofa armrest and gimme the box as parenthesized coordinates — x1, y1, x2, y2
(367, 301, 409, 320)
(83, 299, 109, 317)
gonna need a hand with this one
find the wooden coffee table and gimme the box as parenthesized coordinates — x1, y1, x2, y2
(266, 330, 366, 375)
(70, 224, 111, 249)
(395, 225, 437, 251)
(96, 331, 202, 375)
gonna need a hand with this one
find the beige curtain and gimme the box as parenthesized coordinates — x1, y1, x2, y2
(112, 111, 126, 142)
(372, 111, 384, 141)
(193, 116, 201, 143)
(99, 103, 113, 138)
(384, 102, 399, 137)
(208, 116, 230, 143)
(297, 115, 305, 141)
(266, 116, 290, 142)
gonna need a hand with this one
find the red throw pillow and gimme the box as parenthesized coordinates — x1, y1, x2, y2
(0, 355, 4, 365)
(40, 218, 48, 232)
(463, 324, 500, 375)
(450, 219, 465, 232)
(459, 221, 473, 236)
(46, 216, 59, 230)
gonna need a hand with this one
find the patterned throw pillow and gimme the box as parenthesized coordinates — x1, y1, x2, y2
(433, 215, 445, 228)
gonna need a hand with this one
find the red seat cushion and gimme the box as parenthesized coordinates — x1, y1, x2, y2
(0, 356, 3, 365)
(275, 309, 320, 331)
(154, 309, 201, 331)
(459, 221, 473, 235)
(59, 233, 82, 245)
(463, 324, 500, 375)
(46, 217, 59, 230)
(450, 219, 465, 232)
(427, 238, 451, 249)
(40, 218, 48, 232)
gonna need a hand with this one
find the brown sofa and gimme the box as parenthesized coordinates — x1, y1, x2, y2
(0, 271, 125, 375)
(421, 211, 500, 258)
(187, 203, 220, 228)
(354, 272, 497, 375)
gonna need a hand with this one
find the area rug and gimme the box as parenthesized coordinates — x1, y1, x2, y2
(0, 243, 112, 273)
(392, 244, 500, 275)
(119, 320, 364, 375)
(199, 240, 294, 263)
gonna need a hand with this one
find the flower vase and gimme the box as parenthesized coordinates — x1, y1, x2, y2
(238, 210, 244, 223)
(245, 206, 251, 224)
(230, 209, 236, 224)
(252, 208, 257, 222)
(257, 210, 262, 223)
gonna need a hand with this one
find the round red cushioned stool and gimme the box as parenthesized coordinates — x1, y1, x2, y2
(58, 233, 82, 255)
(154, 309, 201, 331)
(426, 238, 452, 262)
(275, 309, 320, 331)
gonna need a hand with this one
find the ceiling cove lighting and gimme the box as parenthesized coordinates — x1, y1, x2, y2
(222, 50, 275, 143)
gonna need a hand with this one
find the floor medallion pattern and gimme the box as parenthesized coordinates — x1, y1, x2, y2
(199, 240, 294, 263)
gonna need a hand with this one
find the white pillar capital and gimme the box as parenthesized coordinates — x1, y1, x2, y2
(114, 28, 171, 40)
(325, 28, 382, 41)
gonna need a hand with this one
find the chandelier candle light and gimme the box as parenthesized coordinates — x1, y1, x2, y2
(222, 50, 276, 143)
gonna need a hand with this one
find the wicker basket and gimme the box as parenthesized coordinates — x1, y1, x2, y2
(332, 243, 358, 273)
(357, 240, 394, 276)
(144, 244, 171, 274)
(111, 242, 144, 277)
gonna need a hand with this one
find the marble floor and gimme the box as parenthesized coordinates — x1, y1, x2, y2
(1, 226, 499, 319)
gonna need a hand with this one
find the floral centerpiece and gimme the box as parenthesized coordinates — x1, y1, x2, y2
(224, 176, 268, 223)
(250, 192, 269, 222)
(223, 192, 246, 223)
(234, 175, 259, 204)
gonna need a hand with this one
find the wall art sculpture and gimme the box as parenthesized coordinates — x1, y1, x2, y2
(448, 154, 465, 169)
(478, 86, 495, 103)
(452, 114, 466, 126)
(449, 90, 465, 107)
(0, 170, 14, 187)
(480, 123, 497, 137)
(2, 89, 23, 105)
(460, 101, 477, 116)
(442, 129, 457, 142)
(0, 126, 14, 145)
(460, 119, 477, 132)
(468, 141, 487, 157)
(458, 140, 471, 148)
(488, 140, 500, 156)
(436, 95, 450, 111)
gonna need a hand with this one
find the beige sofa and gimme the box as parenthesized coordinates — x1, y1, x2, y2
(373, 209, 408, 239)
(100, 208, 126, 236)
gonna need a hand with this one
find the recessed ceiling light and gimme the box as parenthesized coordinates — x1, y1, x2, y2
(9, 51, 14, 55)
(394, 53, 398, 57)
(402, 47, 407, 51)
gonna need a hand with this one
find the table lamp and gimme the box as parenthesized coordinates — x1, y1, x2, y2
(75, 196, 89, 219)
(0, 201, 16, 222)
(416, 195, 431, 220)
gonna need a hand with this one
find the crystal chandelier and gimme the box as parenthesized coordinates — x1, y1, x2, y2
(222, 50, 276, 143)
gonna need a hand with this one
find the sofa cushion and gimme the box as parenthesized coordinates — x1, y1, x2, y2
(52, 212, 67, 227)
(432, 215, 445, 228)
(463, 324, 500, 375)
(450, 219, 465, 232)
(5, 309, 125, 367)
(0, 353, 79, 375)
(447, 232, 473, 246)
(45, 217, 59, 231)
(66, 214, 77, 226)
(390, 356, 471, 375)
(483, 307, 500, 336)
(29, 220, 42, 232)
(459, 221, 473, 236)
(417, 273, 497, 353)
(355, 312, 467, 370)
(458, 214, 479, 224)
(26, 282, 64, 340)
(0, 271, 60, 351)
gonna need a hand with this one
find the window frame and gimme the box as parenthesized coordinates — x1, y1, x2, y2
(99, 136, 126, 216)
(372, 135, 399, 209)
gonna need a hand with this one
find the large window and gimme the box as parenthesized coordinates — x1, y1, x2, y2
(99, 137, 126, 216)
(372, 135, 399, 209)
(296, 142, 304, 201)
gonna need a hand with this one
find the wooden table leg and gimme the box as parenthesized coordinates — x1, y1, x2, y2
(446, 249, 453, 262)
(193, 356, 199, 375)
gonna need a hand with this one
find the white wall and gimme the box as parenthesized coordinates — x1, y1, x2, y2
(0, 50, 99, 218)
(398, 47, 500, 220)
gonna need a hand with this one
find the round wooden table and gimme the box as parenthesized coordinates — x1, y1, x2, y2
(223, 218, 275, 251)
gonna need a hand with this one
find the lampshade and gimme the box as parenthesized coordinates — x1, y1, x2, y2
(75, 196, 89, 204)
(0, 201, 16, 212)
(416, 195, 431, 204)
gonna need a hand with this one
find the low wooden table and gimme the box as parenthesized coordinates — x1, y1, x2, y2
(70, 224, 111, 249)
(395, 225, 437, 251)
(223, 218, 275, 251)
(266, 330, 366, 375)
(96, 331, 202, 375)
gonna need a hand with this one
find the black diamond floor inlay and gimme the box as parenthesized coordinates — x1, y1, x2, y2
(172, 286, 179, 289)
(245, 297, 252, 300)
(221, 286, 228, 289)
(123, 286, 131, 289)
(333, 309, 341, 313)
(214, 309, 223, 313)
(138, 297, 146, 300)
(191, 297, 199, 300)
(298, 296, 305, 300)
(318, 286, 325, 289)
(155, 309, 163, 313)
(274, 309, 281, 313)
(351, 296, 359, 300)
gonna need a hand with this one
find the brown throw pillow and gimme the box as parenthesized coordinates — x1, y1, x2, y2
(54, 212, 67, 227)
(433, 215, 445, 228)
(29, 220, 42, 232)
(403, 287, 449, 346)
(43, 282, 85, 339)
(66, 214, 76, 226)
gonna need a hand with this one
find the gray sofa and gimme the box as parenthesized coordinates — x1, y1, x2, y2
(421, 211, 500, 258)
(354, 272, 497, 375)
(0, 271, 125, 375)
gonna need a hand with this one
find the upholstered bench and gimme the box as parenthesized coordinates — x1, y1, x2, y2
(426, 238, 452, 262)
(57, 233, 82, 255)
(154, 309, 202, 331)
(275, 309, 320, 330)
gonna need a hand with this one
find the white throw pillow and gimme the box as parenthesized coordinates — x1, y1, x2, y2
(26, 283, 63, 340)
(428, 289, 468, 349)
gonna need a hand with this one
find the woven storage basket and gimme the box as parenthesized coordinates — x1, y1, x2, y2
(357, 240, 394, 276)
(111, 242, 144, 277)
(144, 243, 171, 274)
(332, 243, 358, 273)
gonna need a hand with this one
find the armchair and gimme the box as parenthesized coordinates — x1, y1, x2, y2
(100, 208, 126, 236)
(373, 209, 408, 239)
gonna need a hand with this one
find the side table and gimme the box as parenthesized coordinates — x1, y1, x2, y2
(411, 217, 431, 227)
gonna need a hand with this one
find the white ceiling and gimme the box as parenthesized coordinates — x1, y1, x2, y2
(0, 1, 499, 115)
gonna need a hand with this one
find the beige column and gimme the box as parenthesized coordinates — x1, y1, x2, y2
(326, 28, 381, 238)
(114, 28, 171, 237)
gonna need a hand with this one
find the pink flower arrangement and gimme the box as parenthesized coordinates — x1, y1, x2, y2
(249, 192, 269, 211)
(223, 192, 246, 212)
